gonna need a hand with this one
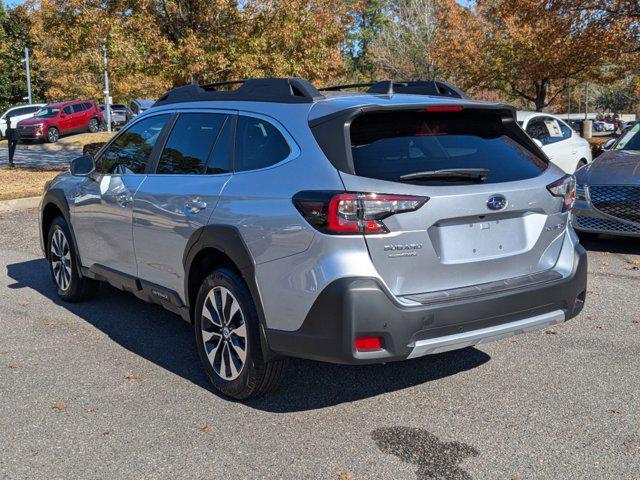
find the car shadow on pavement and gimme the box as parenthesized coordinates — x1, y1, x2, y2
(579, 235, 640, 255)
(6, 258, 491, 412)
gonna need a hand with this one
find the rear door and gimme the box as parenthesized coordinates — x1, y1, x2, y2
(341, 108, 567, 296)
(133, 111, 233, 295)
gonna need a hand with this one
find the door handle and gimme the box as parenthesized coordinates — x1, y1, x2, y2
(184, 198, 207, 214)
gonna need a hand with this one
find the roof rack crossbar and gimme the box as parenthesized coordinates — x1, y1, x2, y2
(318, 80, 469, 99)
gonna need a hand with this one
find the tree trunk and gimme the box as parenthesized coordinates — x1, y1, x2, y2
(534, 82, 547, 112)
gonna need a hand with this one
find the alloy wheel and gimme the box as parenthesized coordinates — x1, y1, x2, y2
(50, 229, 72, 291)
(48, 129, 59, 142)
(201, 286, 248, 381)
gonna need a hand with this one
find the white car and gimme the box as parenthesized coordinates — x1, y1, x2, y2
(0, 104, 46, 138)
(517, 111, 592, 173)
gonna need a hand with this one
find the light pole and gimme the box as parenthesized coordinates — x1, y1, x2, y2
(22, 47, 32, 104)
(103, 45, 112, 133)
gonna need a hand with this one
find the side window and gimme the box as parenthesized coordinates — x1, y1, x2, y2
(558, 121, 572, 140)
(526, 118, 550, 145)
(26, 106, 40, 114)
(156, 113, 226, 175)
(234, 115, 290, 172)
(542, 117, 565, 144)
(62, 106, 73, 115)
(84, 102, 93, 110)
(97, 114, 169, 175)
(206, 116, 233, 174)
(130, 102, 139, 115)
(11, 107, 29, 116)
(72, 103, 85, 113)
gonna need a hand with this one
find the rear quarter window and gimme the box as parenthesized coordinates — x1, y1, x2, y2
(350, 110, 547, 185)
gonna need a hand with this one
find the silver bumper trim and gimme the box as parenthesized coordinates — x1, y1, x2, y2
(407, 309, 565, 358)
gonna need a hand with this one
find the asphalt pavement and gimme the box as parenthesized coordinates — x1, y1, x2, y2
(0, 207, 639, 479)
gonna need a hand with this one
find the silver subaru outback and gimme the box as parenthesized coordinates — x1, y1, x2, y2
(39, 78, 587, 399)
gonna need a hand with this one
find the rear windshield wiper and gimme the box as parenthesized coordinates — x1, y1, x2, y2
(399, 168, 490, 183)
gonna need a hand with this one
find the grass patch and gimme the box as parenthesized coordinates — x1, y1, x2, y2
(0, 167, 65, 201)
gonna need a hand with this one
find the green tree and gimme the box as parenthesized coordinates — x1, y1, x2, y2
(0, 2, 46, 112)
(343, 0, 388, 82)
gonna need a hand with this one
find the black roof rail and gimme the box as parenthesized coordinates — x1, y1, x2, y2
(318, 80, 469, 99)
(154, 77, 324, 106)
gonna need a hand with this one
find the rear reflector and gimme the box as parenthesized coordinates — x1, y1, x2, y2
(355, 337, 383, 351)
(421, 105, 464, 112)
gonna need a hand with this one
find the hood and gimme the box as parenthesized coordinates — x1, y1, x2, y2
(18, 116, 51, 126)
(577, 150, 640, 186)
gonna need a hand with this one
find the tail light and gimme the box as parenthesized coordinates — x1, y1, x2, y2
(547, 175, 576, 212)
(293, 191, 428, 235)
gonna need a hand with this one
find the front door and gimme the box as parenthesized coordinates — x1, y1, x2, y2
(58, 105, 74, 133)
(133, 111, 234, 296)
(71, 113, 171, 276)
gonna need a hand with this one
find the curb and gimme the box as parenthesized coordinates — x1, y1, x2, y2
(0, 196, 40, 213)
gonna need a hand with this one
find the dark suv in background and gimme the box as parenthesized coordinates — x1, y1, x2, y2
(18, 100, 103, 143)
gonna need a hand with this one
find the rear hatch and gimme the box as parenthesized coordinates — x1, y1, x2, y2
(314, 105, 570, 296)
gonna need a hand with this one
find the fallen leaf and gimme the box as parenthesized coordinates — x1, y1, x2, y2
(201, 424, 210, 433)
(102, 431, 110, 437)
(610, 408, 623, 414)
(19, 302, 28, 308)
(337, 473, 353, 479)
(545, 329, 557, 335)
(586, 314, 597, 321)
(597, 325, 609, 331)
(627, 258, 640, 265)
(510, 339, 519, 344)
(52, 403, 66, 411)
(125, 373, 146, 382)
(603, 251, 611, 256)
(512, 475, 523, 480)
(601, 261, 609, 267)
(0, 352, 8, 355)
(587, 290, 600, 296)
(8, 363, 21, 369)
(85, 408, 97, 413)
(632, 320, 640, 324)
(624, 266, 639, 271)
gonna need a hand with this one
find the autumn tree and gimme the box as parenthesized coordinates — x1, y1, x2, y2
(25, 0, 355, 103)
(440, 0, 628, 111)
(369, 0, 445, 81)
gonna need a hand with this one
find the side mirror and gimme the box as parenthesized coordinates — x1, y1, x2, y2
(602, 138, 616, 151)
(532, 138, 544, 148)
(69, 155, 95, 176)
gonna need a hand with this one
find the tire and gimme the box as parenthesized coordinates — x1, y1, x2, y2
(47, 217, 98, 302)
(46, 127, 59, 143)
(194, 268, 287, 400)
(88, 118, 99, 133)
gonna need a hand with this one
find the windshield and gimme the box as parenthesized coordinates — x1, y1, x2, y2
(35, 107, 60, 118)
(615, 123, 640, 151)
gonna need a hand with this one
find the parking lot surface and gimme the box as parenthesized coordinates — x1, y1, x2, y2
(0, 207, 639, 479)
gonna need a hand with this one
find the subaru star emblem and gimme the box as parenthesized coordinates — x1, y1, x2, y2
(487, 194, 507, 211)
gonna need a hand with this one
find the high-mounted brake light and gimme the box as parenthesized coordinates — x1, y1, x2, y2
(547, 175, 576, 212)
(293, 191, 428, 235)
(421, 105, 464, 113)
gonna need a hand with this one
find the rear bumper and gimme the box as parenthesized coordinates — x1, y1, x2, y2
(266, 244, 587, 364)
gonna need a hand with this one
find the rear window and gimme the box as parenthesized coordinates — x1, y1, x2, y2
(350, 111, 547, 185)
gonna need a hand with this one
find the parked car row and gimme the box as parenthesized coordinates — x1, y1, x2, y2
(1, 97, 156, 143)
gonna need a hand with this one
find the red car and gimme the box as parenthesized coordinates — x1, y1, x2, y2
(17, 100, 104, 143)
